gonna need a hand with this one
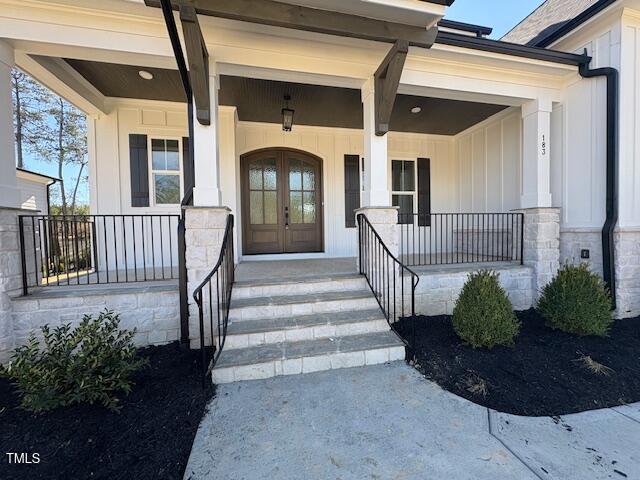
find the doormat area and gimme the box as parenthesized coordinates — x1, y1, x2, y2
(396, 311, 640, 416)
(0, 342, 213, 480)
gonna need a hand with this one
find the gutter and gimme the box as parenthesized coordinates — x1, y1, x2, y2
(579, 53, 619, 309)
(435, 31, 589, 66)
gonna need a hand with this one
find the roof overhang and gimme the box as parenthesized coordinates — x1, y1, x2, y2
(273, 0, 450, 28)
(144, 0, 440, 48)
(16, 168, 60, 185)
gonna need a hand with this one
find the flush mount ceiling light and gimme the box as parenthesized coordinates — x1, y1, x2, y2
(138, 70, 154, 80)
(282, 94, 295, 132)
(411, 106, 422, 114)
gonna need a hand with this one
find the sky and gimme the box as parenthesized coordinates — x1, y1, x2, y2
(19, 0, 545, 206)
(445, 0, 545, 39)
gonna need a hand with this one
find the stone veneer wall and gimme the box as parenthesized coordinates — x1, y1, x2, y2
(411, 265, 534, 316)
(516, 207, 560, 301)
(560, 229, 603, 276)
(614, 229, 640, 319)
(0, 207, 41, 363)
(10, 287, 180, 351)
(184, 206, 230, 348)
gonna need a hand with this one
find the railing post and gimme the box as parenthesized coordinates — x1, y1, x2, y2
(18, 216, 28, 296)
(178, 215, 190, 347)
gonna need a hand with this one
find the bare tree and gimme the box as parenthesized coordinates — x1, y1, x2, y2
(11, 68, 50, 168)
(32, 94, 88, 215)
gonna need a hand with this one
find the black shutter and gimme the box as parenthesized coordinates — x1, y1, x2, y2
(417, 157, 431, 227)
(344, 155, 361, 228)
(129, 134, 149, 207)
(182, 136, 193, 201)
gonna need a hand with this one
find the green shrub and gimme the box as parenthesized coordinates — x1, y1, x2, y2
(537, 263, 612, 336)
(452, 270, 520, 349)
(0, 310, 146, 412)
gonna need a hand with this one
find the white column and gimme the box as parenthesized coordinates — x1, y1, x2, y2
(0, 41, 20, 208)
(361, 78, 390, 207)
(192, 63, 222, 207)
(521, 98, 553, 209)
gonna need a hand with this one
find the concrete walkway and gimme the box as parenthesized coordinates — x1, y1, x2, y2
(185, 363, 640, 480)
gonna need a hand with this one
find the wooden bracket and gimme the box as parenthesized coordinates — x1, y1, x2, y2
(179, 3, 211, 126)
(374, 40, 409, 136)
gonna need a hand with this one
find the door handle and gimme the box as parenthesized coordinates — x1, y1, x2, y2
(284, 206, 289, 228)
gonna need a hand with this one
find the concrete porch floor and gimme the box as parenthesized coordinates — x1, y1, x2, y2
(185, 363, 640, 480)
(235, 258, 358, 283)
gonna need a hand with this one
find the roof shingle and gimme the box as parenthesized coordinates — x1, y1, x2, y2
(501, 0, 599, 46)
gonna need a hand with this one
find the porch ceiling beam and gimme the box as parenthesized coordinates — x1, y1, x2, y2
(144, 0, 439, 49)
(374, 40, 408, 136)
(179, 3, 211, 126)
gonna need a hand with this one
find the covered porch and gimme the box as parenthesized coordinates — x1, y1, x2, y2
(0, 0, 590, 361)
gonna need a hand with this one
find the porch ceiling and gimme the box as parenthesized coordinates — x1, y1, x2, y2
(62, 58, 507, 136)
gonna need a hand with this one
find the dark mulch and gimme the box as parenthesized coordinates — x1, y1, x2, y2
(396, 310, 640, 416)
(0, 342, 213, 480)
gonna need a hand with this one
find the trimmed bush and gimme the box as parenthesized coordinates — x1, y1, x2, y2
(0, 310, 147, 412)
(452, 270, 520, 349)
(537, 263, 612, 337)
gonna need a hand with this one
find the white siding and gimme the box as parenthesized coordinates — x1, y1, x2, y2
(455, 108, 522, 213)
(17, 177, 48, 214)
(236, 122, 456, 258)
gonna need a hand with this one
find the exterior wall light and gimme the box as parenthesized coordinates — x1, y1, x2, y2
(282, 94, 294, 132)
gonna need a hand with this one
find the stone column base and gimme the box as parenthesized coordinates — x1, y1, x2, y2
(183, 206, 231, 348)
(614, 229, 640, 319)
(513, 207, 560, 302)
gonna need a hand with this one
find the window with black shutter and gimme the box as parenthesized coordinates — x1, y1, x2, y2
(129, 134, 149, 207)
(344, 155, 361, 228)
(417, 158, 431, 227)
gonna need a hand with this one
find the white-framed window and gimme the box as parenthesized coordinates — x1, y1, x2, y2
(149, 138, 182, 206)
(392, 159, 416, 224)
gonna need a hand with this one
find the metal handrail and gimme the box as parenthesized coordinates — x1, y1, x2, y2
(398, 212, 524, 267)
(357, 213, 420, 350)
(18, 214, 180, 294)
(192, 214, 235, 385)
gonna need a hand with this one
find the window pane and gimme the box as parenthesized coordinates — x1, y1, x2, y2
(393, 194, 414, 224)
(250, 191, 263, 224)
(303, 163, 315, 190)
(166, 140, 179, 171)
(264, 159, 277, 190)
(249, 161, 263, 190)
(289, 191, 303, 224)
(403, 161, 415, 191)
(154, 174, 180, 204)
(289, 161, 302, 190)
(392, 160, 403, 191)
(264, 191, 278, 225)
(303, 192, 316, 224)
(152, 139, 166, 170)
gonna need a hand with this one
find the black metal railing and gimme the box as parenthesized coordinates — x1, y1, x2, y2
(19, 214, 180, 294)
(193, 214, 235, 385)
(398, 213, 524, 267)
(357, 213, 419, 350)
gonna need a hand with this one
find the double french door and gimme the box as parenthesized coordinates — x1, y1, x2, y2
(241, 148, 323, 255)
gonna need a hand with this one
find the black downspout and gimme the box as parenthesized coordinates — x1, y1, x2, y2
(579, 53, 619, 309)
(160, 0, 195, 347)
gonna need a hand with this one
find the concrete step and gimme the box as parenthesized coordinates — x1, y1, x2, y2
(228, 290, 378, 322)
(225, 309, 389, 350)
(232, 274, 366, 300)
(212, 331, 406, 384)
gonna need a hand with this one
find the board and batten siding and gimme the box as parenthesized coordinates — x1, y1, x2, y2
(17, 176, 48, 214)
(455, 108, 522, 214)
(235, 121, 457, 258)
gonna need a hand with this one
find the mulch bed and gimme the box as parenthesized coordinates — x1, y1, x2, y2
(396, 310, 640, 416)
(0, 342, 214, 480)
